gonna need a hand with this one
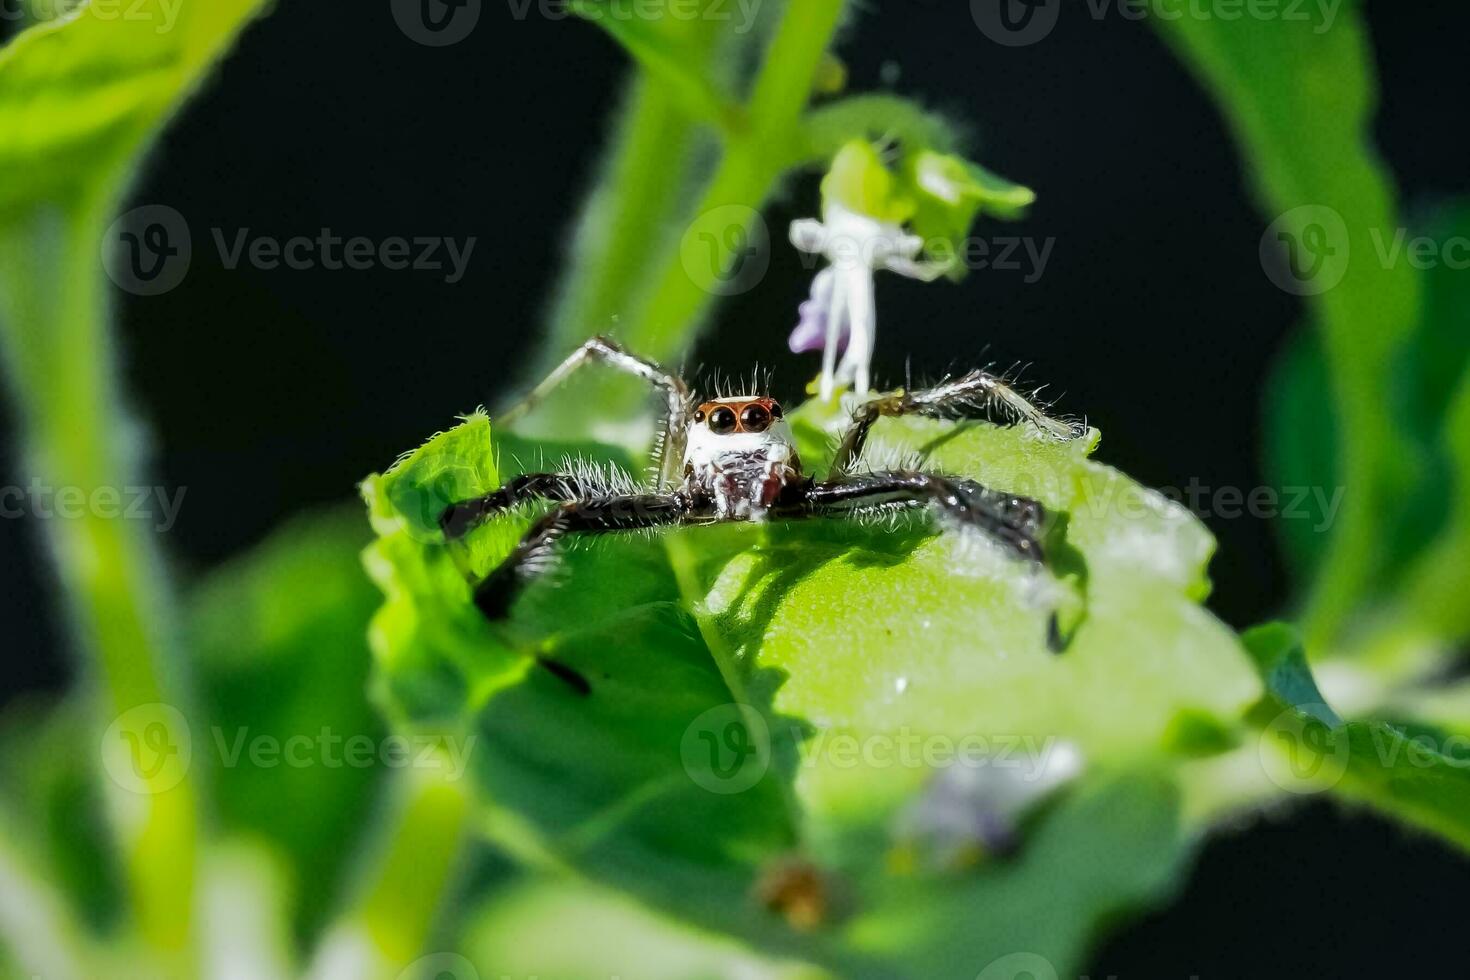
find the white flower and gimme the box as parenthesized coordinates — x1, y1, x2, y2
(789, 201, 948, 400)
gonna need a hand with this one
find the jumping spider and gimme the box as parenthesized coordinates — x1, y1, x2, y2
(441, 337, 1079, 622)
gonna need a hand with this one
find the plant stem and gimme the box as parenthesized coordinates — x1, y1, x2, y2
(536, 75, 706, 378)
(305, 767, 470, 980)
(0, 200, 200, 968)
(629, 0, 848, 363)
(528, 0, 848, 436)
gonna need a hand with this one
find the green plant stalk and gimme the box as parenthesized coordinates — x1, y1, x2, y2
(0, 199, 199, 965)
(1153, 15, 1420, 653)
(530, 0, 848, 435)
(1306, 282, 1419, 648)
(306, 766, 470, 978)
(1397, 373, 1470, 641)
(537, 76, 706, 376)
(0, 3, 274, 967)
(627, 0, 847, 358)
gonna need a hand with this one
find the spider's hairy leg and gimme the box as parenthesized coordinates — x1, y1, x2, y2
(830, 370, 1079, 476)
(472, 492, 691, 621)
(798, 470, 1047, 563)
(496, 336, 692, 487)
(440, 472, 587, 539)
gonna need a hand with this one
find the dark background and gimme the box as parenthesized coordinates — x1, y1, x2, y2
(3, 1, 1468, 975)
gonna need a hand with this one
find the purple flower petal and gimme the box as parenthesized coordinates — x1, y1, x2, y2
(789, 268, 845, 355)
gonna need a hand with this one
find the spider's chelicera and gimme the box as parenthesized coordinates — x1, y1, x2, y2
(440, 336, 1080, 623)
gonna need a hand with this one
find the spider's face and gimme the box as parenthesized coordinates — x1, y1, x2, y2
(681, 396, 801, 519)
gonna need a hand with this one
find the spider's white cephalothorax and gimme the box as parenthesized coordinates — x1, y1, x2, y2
(681, 396, 801, 521)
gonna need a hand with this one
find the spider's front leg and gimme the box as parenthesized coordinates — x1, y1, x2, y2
(830, 369, 1079, 477)
(471, 491, 695, 621)
(440, 472, 588, 539)
(497, 336, 692, 488)
(796, 470, 1048, 563)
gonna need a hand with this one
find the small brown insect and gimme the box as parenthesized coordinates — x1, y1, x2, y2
(754, 857, 829, 932)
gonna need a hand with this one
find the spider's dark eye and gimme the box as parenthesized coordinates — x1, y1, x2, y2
(694, 409, 705, 423)
(708, 406, 737, 434)
(740, 404, 771, 433)
(768, 401, 783, 420)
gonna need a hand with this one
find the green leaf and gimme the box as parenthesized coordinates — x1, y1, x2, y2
(569, 0, 742, 131)
(1386, 202, 1470, 646)
(685, 403, 1257, 879)
(1240, 622, 1339, 725)
(908, 152, 1035, 280)
(186, 506, 387, 940)
(461, 877, 828, 979)
(1262, 329, 1340, 583)
(1154, 6, 1421, 651)
(0, 0, 269, 207)
(1244, 624, 1470, 852)
(803, 94, 960, 164)
(821, 140, 916, 225)
(366, 400, 1262, 974)
(1265, 200, 1470, 663)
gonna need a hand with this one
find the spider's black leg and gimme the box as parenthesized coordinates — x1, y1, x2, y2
(496, 336, 692, 488)
(473, 492, 693, 621)
(830, 370, 1079, 477)
(793, 470, 1047, 563)
(440, 473, 587, 540)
